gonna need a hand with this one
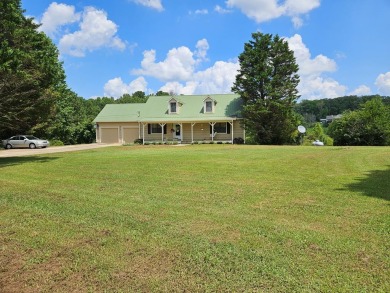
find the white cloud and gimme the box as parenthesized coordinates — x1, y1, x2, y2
(286, 34, 336, 76)
(215, 5, 232, 14)
(375, 72, 390, 95)
(59, 7, 125, 57)
(284, 0, 321, 15)
(349, 85, 372, 96)
(131, 40, 239, 94)
(194, 39, 209, 63)
(291, 16, 303, 29)
(226, 0, 283, 22)
(132, 46, 196, 81)
(298, 77, 347, 100)
(194, 9, 208, 15)
(159, 61, 239, 95)
(159, 81, 198, 95)
(193, 61, 240, 94)
(285, 34, 347, 99)
(104, 77, 148, 98)
(39, 2, 80, 36)
(131, 0, 163, 11)
(226, 0, 320, 26)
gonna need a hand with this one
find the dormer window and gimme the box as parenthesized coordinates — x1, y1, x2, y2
(170, 101, 177, 113)
(205, 101, 213, 113)
(204, 97, 215, 113)
(168, 98, 179, 114)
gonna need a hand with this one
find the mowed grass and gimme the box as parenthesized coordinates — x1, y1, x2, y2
(0, 145, 389, 292)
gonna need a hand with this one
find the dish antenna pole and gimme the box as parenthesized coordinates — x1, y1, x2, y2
(297, 125, 306, 145)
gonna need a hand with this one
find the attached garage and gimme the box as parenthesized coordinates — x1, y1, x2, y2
(123, 127, 139, 144)
(100, 128, 119, 143)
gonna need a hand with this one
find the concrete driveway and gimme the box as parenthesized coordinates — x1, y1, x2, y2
(0, 143, 120, 158)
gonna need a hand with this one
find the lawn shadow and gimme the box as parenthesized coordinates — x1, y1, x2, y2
(0, 156, 59, 168)
(340, 165, 390, 201)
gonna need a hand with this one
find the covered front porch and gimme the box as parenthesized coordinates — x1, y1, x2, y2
(140, 120, 244, 144)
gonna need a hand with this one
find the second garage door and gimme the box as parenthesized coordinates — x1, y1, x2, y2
(123, 128, 139, 144)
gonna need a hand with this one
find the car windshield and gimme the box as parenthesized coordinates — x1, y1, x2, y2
(25, 135, 38, 140)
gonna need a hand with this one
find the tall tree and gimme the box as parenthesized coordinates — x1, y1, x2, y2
(232, 32, 300, 144)
(0, 0, 66, 138)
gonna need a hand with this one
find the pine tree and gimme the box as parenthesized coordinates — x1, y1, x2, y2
(232, 32, 300, 144)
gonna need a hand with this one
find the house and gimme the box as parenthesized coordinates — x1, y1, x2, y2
(320, 114, 343, 124)
(93, 94, 245, 144)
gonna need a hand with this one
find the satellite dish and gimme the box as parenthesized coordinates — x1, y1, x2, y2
(298, 125, 306, 134)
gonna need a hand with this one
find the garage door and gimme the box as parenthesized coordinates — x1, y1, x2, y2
(123, 128, 139, 144)
(101, 128, 119, 143)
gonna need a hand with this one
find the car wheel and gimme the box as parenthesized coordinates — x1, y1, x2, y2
(29, 143, 36, 149)
(5, 144, 12, 149)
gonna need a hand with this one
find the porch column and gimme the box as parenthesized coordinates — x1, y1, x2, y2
(178, 123, 183, 143)
(209, 122, 216, 142)
(229, 121, 234, 143)
(159, 123, 166, 143)
(191, 123, 196, 143)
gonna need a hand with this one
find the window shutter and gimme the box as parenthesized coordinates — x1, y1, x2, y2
(227, 123, 231, 134)
(164, 125, 167, 134)
(148, 124, 151, 134)
(209, 125, 212, 134)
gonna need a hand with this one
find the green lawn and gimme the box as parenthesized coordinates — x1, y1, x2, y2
(1, 145, 389, 292)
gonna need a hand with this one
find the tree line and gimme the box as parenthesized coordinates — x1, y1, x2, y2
(294, 95, 390, 125)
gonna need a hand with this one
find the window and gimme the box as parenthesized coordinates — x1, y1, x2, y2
(170, 102, 177, 113)
(210, 122, 231, 134)
(205, 101, 213, 113)
(148, 124, 167, 134)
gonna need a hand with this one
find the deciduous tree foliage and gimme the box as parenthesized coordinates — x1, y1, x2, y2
(0, 0, 66, 138)
(328, 97, 390, 146)
(232, 32, 300, 144)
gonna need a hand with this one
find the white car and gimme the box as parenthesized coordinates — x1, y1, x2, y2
(2, 135, 50, 149)
(312, 140, 324, 146)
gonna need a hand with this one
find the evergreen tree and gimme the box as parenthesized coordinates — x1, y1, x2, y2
(232, 32, 300, 144)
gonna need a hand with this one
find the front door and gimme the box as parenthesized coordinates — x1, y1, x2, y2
(173, 124, 181, 141)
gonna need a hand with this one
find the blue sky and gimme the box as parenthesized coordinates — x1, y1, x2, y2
(22, 0, 390, 100)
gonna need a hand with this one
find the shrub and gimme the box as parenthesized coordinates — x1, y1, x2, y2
(133, 138, 143, 144)
(49, 139, 64, 146)
(233, 137, 245, 144)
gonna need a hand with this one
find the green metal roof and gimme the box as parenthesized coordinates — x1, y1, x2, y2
(93, 104, 144, 122)
(93, 94, 243, 123)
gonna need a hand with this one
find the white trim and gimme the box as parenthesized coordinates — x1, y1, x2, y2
(209, 122, 216, 141)
(159, 123, 166, 142)
(191, 123, 196, 143)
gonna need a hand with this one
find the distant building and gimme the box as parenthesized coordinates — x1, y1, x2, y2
(320, 114, 342, 124)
